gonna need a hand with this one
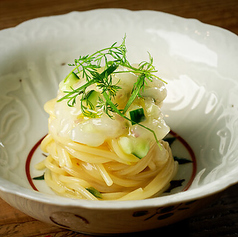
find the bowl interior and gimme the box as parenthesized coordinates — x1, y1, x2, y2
(0, 10, 238, 204)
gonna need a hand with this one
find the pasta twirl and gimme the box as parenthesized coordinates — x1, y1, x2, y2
(40, 132, 177, 200)
(37, 38, 177, 200)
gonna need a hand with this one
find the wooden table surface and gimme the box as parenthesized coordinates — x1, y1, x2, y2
(0, 0, 238, 236)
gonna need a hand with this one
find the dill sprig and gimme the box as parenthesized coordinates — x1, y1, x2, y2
(57, 36, 165, 145)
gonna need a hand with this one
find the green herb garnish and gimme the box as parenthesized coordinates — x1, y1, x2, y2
(86, 187, 102, 199)
(57, 36, 165, 145)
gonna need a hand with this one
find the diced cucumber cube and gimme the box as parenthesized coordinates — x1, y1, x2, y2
(87, 90, 100, 109)
(59, 72, 79, 91)
(118, 136, 150, 159)
(118, 137, 133, 154)
(129, 108, 146, 125)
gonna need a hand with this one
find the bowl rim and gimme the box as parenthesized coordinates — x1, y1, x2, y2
(0, 9, 238, 209)
(2, 8, 238, 38)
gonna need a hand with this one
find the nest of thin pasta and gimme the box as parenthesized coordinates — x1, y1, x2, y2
(38, 133, 177, 200)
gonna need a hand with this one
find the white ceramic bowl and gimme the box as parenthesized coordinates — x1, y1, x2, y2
(0, 9, 238, 234)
